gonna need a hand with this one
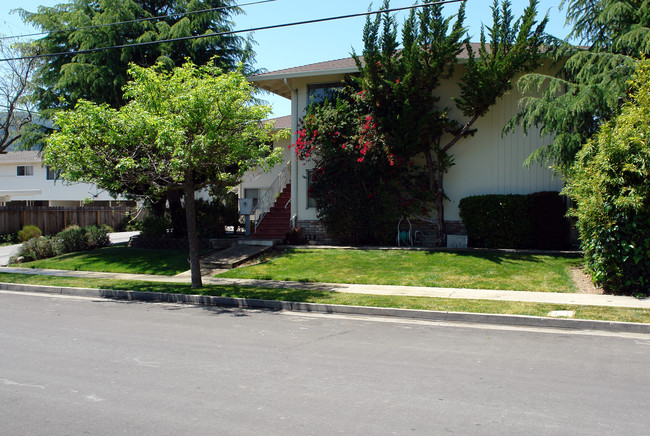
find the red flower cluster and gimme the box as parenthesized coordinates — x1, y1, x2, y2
(293, 128, 317, 159)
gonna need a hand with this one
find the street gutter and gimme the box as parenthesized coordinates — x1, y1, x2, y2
(2, 281, 649, 334)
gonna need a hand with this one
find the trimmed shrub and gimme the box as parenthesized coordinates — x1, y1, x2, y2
(529, 191, 570, 250)
(18, 225, 42, 242)
(459, 194, 534, 249)
(459, 192, 569, 250)
(11, 236, 62, 263)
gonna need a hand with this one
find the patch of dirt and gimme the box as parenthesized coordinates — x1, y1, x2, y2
(571, 267, 604, 294)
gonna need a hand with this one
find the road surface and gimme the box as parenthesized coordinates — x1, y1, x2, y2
(2, 291, 650, 435)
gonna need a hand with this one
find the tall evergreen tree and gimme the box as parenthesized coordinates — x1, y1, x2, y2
(19, 0, 256, 114)
(505, 0, 650, 174)
(355, 0, 547, 245)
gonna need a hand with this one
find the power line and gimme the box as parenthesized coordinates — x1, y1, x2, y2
(0, 0, 464, 62)
(0, 0, 278, 41)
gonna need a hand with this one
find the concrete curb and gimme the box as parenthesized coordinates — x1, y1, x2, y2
(2, 282, 650, 334)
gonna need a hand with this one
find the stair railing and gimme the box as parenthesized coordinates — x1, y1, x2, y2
(253, 163, 291, 232)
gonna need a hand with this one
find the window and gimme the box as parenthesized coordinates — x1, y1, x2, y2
(307, 170, 317, 208)
(307, 83, 343, 106)
(46, 166, 57, 180)
(16, 166, 34, 176)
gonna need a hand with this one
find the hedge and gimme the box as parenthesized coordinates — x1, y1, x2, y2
(458, 192, 570, 250)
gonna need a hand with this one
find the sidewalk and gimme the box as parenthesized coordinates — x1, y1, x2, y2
(1, 266, 648, 309)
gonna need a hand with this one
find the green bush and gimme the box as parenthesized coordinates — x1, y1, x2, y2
(56, 224, 111, 253)
(565, 61, 650, 295)
(0, 233, 18, 245)
(57, 225, 88, 252)
(459, 192, 569, 250)
(459, 194, 535, 249)
(530, 191, 570, 250)
(84, 225, 111, 249)
(138, 215, 171, 238)
(11, 236, 62, 263)
(18, 225, 42, 242)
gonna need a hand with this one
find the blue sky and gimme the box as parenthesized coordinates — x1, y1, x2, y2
(1, 0, 573, 116)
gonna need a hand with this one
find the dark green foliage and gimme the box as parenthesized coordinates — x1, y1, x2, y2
(20, 0, 256, 114)
(0, 233, 19, 245)
(354, 0, 547, 245)
(565, 61, 650, 295)
(18, 225, 42, 242)
(459, 192, 569, 249)
(506, 0, 650, 174)
(529, 191, 570, 250)
(138, 215, 171, 238)
(459, 194, 535, 249)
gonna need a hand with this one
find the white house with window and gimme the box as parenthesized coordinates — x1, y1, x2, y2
(0, 150, 128, 206)
(248, 52, 563, 245)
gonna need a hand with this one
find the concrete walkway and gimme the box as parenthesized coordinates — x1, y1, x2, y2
(0, 266, 648, 309)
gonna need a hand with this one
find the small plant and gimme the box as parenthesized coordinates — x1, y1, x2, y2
(18, 225, 42, 242)
(11, 236, 62, 263)
(0, 233, 19, 246)
(286, 227, 307, 245)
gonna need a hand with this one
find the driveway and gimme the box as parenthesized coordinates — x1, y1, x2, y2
(0, 243, 21, 266)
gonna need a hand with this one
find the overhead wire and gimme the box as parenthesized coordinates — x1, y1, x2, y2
(0, 0, 278, 41)
(0, 0, 464, 62)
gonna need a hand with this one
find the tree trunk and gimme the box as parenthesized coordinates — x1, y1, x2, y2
(183, 172, 202, 288)
(168, 189, 185, 238)
(424, 148, 447, 247)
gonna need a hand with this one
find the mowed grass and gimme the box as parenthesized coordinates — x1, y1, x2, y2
(0, 272, 648, 323)
(219, 248, 583, 292)
(15, 246, 190, 276)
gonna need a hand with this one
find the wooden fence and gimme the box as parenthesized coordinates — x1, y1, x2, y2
(0, 206, 137, 235)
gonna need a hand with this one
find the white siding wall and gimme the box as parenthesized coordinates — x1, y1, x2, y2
(289, 68, 563, 223)
(0, 156, 124, 204)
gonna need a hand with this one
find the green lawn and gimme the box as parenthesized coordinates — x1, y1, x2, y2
(0, 272, 647, 324)
(218, 248, 582, 293)
(15, 246, 190, 276)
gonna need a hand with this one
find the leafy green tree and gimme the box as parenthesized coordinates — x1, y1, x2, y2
(20, 0, 256, 113)
(564, 60, 650, 295)
(43, 60, 283, 288)
(505, 0, 650, 174)
(354, 0, 547, 245)
(0, 39, 41, 153)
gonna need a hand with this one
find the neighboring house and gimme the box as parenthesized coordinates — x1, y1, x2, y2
(249, 53, 563, 245)
(0, 150, 129, 206)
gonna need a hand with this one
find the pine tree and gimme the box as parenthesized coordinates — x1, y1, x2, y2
(19, 0, 256, 113)
(505, 0, 650, 174)
(355, 0, 547, 245)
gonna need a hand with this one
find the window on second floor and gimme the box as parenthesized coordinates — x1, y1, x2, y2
(46, 166, 57, 181)
(307, 83, 343, 107)
(17, 165, 34, 176)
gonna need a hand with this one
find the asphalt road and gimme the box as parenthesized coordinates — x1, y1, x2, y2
(2, 291, 650, 435)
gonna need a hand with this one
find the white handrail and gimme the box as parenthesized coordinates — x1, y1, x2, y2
(253, 163, 291, 232)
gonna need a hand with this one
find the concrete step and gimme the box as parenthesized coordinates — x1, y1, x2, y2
(199, 244, 272, 269)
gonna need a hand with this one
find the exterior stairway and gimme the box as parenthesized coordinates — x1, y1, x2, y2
(251, 184, 291, 240)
